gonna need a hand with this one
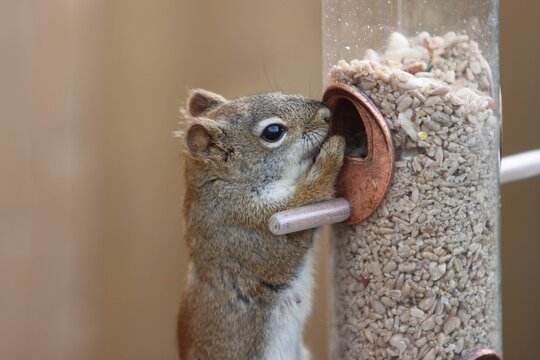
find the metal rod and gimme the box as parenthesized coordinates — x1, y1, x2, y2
(500, 149, 540, 184)
(269, 198, 351, 235)
(269, 150, 540, 235)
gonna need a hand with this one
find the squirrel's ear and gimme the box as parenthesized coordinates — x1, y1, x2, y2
(187, 89, 227, 117)
(185, 120, 222, 156)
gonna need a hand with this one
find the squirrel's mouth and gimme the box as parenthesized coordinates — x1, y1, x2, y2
(300, 131, 328, 161)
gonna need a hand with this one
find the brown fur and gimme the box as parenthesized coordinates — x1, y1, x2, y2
(177, 89, 344, 359)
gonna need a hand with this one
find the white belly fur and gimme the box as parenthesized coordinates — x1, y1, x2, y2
(262, 247, 315, 360)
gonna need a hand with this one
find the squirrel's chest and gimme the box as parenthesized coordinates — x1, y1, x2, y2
(262, 249, 315, 360)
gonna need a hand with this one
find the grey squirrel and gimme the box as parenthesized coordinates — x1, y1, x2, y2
(177, 89, 345, 360)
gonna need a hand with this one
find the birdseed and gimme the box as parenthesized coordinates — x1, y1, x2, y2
(329, 31, 501, 360)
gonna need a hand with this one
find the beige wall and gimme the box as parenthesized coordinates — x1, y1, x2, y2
(500, 1, 540, 358)
(1, 0, 539, 359)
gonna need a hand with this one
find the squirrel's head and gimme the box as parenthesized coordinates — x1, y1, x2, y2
(181, 89, 330, 197)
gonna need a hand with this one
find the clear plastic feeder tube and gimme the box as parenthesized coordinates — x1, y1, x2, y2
(323, 1, 501, 359)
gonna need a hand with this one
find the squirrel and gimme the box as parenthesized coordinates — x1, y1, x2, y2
(177, 89, 345, 360)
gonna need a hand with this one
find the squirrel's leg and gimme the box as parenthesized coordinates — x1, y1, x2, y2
(289, 135, 345, 208)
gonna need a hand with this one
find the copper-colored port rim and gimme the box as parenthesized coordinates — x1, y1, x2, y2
(323, 83, 395, 224)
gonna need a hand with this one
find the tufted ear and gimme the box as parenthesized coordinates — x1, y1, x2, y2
(185, 118, 223, 157)
(187, 89, 227, 117)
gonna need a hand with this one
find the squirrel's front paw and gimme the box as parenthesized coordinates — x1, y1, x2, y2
(307, 135, 345, 183)
(289, 136, 345, 208)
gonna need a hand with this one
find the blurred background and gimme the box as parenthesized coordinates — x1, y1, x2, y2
(1, 0, 539, 359)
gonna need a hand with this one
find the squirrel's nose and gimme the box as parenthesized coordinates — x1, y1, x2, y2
(316, 107, 331, 123)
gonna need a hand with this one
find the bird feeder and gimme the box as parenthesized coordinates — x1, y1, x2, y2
(323, 1, 502, 359)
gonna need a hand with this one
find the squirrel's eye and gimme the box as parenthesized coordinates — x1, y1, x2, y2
(261, 124, 287, 142)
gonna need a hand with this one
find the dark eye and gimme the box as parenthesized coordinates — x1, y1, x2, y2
(261, 124, 287, 142)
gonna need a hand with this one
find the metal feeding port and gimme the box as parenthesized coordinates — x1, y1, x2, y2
(323, 83, 395, 224)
